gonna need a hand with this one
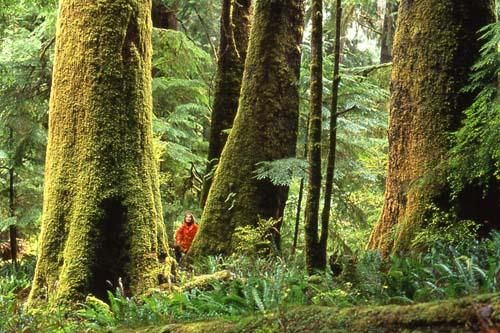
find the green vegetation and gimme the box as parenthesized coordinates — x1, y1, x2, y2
(0, 0, 498, 331)
(2, 231, 499, 331)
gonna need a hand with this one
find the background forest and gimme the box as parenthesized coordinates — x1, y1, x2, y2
(0, 0, 499, 332)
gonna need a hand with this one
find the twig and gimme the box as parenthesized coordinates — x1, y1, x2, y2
(39, 37, 55, 60)
(344, 62, 392, 76)
(335, 105, 357, 117)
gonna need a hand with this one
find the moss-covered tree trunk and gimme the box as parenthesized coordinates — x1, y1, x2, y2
(380, 0, 397, 64)
(200, 0, 252, 207)
(29, 0, 169, 304)
(189, 0, 304, 257)
(304, 0, 324, 272)
(368, 0, 495, 255)
(317, 0, 342, 271)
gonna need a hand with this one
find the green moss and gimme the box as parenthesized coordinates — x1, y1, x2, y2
(200, 0, 252, 207)
(304, 0, 325, 273)
(189, 1, 304, 257)
(114, 293, 500, 333)
(368, 0, 494, 255)
(29, 0, 170, 305)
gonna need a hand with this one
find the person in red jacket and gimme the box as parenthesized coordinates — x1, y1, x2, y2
(174, 212, 198, 262)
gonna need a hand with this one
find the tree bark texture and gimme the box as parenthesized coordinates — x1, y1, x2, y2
(380, 0, 397, 64)
(368, 0, 495, 256)
(29, 0, 169, 304)
(292, 116, 309, 256)
(8, 166, 17, 267)
(304, 0, 324, 272)
(7, 126, 17, 267)
(152, 0, 177, 30)
(189, 0, 304, 257)
(200, 0, 252, 208)
(318, 0, 342, 271)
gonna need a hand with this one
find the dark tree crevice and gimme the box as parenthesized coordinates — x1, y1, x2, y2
(90, 198, 130, 300)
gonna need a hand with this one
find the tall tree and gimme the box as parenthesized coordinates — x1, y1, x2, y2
(200, 0, 252, 207)
(29, 0, 169, 303)
(319, 0, 342, 271)
(152, 0, 178, 29)
(8, 132, 17, 267)
(189, 0, 304, 257)
(380, 0, 397, 64)
(368, 0, 496, 255)
(304, 0, 324, 272)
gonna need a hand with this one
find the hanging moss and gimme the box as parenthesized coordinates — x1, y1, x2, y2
(368, 0, 495, 255)
(189, 0, 304, 257)
(28, 0, 169, 304)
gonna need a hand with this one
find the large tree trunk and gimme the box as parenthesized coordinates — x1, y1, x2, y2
(304, 0, 324, 272)
(380, 0, 397, 64)
(189, 0, 304, 257)
(29, 0, 169, 304)
(368, 0, 495, 255)
(200, 0, 252, 207)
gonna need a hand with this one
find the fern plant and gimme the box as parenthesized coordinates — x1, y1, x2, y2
(449, 22, 500, 192)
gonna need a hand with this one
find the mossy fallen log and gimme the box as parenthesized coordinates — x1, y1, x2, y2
(158, 270, 234, 292)
(176, 270, 234, 292)
(116, 292, 499, 333)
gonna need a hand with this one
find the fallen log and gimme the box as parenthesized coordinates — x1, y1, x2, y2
(116, 292, 499, 333)
(159, 270, 234, 292)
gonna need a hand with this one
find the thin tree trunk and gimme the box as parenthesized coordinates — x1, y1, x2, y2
(7, 126, 17, 268)
(292, 116, 309, 255)
(318, 0, 342, 269)
(189, 0, 304, 257)
(304, 0, 324, 273)
(200, 0, 252, 208)
(292, 178, 304, 255)
(368, 0, 495, 255)
(380, 0, 397, 64)
(152, 0, 178, 30)
(29, 0, 169, 304)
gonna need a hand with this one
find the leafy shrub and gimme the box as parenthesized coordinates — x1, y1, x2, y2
(411, 204, 479, 252)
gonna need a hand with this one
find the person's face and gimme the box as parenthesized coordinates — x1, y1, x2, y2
(185, 214, 193, 224)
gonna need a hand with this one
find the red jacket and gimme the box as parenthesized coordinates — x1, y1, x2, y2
(175, 222, 198, 253)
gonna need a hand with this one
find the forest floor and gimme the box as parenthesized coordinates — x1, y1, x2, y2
(115, 292, 500, 333)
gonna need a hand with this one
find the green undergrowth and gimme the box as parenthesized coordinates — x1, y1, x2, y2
(0, 232, 499, 332)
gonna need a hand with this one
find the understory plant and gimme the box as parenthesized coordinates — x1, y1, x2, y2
(1, 232, 498, 331)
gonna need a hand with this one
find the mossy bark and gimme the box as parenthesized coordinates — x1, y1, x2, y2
(189, 0, 304, 257)
(304, 0, 324, 272)
(118, 292, 500, 333)
(29, 0, 169, 304)
(200, 0, 252, 207)
(368, 0, 495, 255)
